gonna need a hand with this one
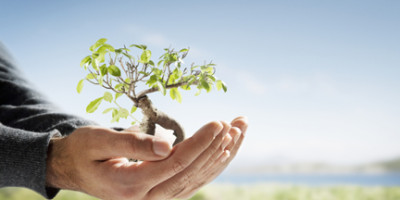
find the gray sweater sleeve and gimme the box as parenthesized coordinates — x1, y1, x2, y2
(0, 43, 96, 199)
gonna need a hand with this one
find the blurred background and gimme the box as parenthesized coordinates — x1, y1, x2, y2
(1, 0, 400, 199)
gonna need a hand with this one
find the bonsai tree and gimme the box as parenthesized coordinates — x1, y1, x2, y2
(77, 38, 227, 146)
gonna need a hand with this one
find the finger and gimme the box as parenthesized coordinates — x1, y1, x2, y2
(91, 129, 172, 161)
(200, 126, 240, 171)
(175, 149, 232, 199)
(177, 119, 247, 198)
(124, 125, 141, 132)
(231, 116, 248, 135)
(222, 116, 247, 154)
(143, 121, 224, 199)
(207, 125, 246, 180)
(147, 121, 230, 199)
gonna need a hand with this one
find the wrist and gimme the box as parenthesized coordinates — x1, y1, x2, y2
(45, 137, 78, 190)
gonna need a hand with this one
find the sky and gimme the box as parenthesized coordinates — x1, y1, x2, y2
(1, 0, 400, 167)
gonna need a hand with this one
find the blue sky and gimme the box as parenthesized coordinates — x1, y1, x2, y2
(1, 0, 400, 166)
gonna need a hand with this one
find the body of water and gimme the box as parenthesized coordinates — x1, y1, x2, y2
(215, 173, 400, 186)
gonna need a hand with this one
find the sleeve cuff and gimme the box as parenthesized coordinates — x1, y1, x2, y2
(0, 124, 61, 199)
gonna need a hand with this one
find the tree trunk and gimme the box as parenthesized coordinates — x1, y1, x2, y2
(136, 95, 185, 146)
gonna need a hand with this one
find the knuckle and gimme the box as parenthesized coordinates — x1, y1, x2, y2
(181, 171, 194, 185)
(173, 159, 188, 174)
(165, 182, 186, 199)
(207, 121, 223, 132)
(129, 134, 153, 154)
(114, 185, 143, 200)
(165, 169, 195, 198)
(126, 134, 139, 155)
(119, 188, 136, 200)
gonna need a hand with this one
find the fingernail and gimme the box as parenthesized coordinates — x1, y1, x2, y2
(231, 127, 241, 143)
(221, 135, 232, 150)
(213, 121, 224, 137)
(221, 150, 230, 163)
(153, 138, 171, 157)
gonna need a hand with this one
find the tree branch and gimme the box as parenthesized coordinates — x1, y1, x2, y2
(137, 80, 198, 98)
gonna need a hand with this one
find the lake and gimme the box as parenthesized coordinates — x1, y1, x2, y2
(215, 173, 400, 186)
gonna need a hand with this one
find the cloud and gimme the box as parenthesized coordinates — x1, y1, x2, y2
(142, 33, 171, 47)
(235, 71, 267, 95)
(257, 72, 338, 97)
(217, 65, 268, 96)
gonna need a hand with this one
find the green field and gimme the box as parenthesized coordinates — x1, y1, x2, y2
(1, 184, 400, 200)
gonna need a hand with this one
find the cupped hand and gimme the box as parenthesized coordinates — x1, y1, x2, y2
(46, 117, 247, 200)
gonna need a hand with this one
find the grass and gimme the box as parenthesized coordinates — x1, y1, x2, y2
(1, 184, 400, 200)
(191, 184, 400, 200)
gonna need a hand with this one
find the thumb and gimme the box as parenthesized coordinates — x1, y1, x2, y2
(99, 131, 172, 161)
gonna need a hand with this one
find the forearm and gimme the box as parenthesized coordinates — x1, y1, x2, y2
(0, 43, 95, 135)
(0, 43, 95, 199)
(0, 123, 61, 198)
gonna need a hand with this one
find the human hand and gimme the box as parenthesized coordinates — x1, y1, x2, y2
(163, 116, 248, 199)
(46, 117, 247, 200)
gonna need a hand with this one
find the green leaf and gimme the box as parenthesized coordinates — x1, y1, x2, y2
(108, 65, 121, 76)
(179, 48, 189, 53)
(111, 115, 120, 123)
(112, 108, 118, 117)
(86, 73, 96, 79)
(99, 64, 108, 76)
(170, 88, 182, 103)
(208, 75, 216, 82)
(94, 51, 106, 64)
(115, 49, 123, 54)
(201, 80, 211, 92)
(101, 44, 115, 52)
(96, 46, 107, 54)
(191, 65, 199, 70)
(130, 44, 147, 50)
(90, 38, 107, 51)
(181, 84, 191, 90)
(131, 105, 137, 113)
(91, 58, 99, 71)
(115, 83, 124, 91)
(97, 75, 103, 86)
(148, 60, 155, 66)
(139, 71, 149, 76)
(139, 50, 151, 63)
(86, 97, 103, 113)
(103, 92, 113, 103)
(221, 81, 228, 92)
(170, 88, 177, 100)
(122, 52, 134, 60)
(80, 56, 91, 67)
(166, 53, 178, 63)
(111, 108, 125, 123)
(76, 79, 84, 93)
(131, 121, 136, 125)
(146, 75, 158, 86)
(201, 66, 214, 74)
(115, 93, 123, 99)
(152, 68, 162, 76)
(119, 108, 129, 118)
(216, 80, 227, 92)
(184, 76, 197, 88)
(157, 60, 163, 66)
(195, 89, 201, 96)
(102, 107, 114, 114)
(175, 68, 183, 79)
(157, 82, 166, 96)
(216, 80, 223, 91)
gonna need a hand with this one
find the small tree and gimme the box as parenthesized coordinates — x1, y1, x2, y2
(77, 38, 227, 145)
